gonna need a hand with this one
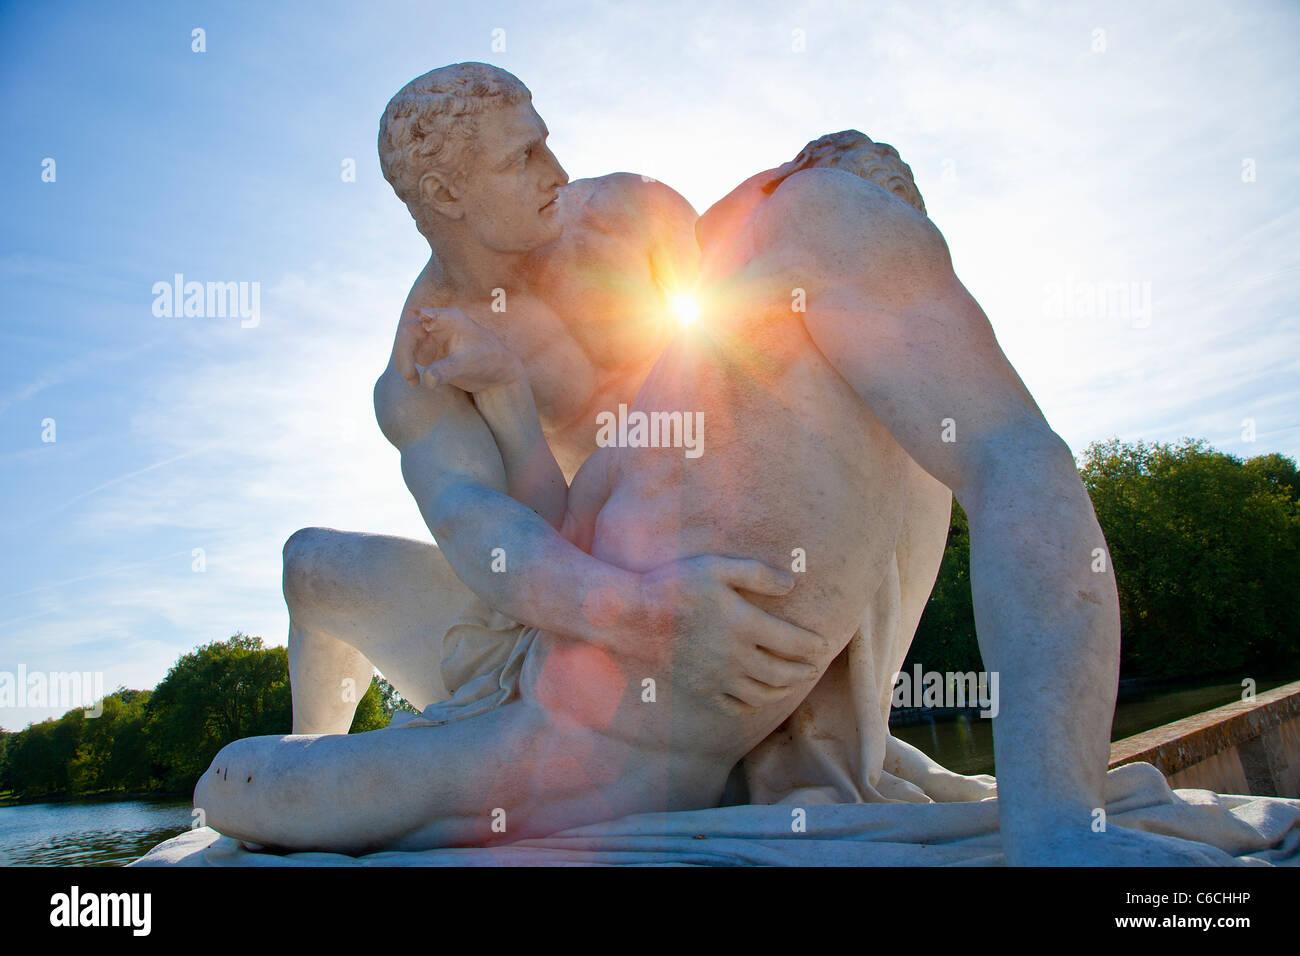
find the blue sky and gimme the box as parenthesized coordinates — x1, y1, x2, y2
(1, 0, 1297, 729)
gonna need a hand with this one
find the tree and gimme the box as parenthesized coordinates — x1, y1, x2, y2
(375, 675, 420, 717)
(1, 718, 66, 797)
(0, 635, 400, 798)
(1244, 451, 1300, 503)
(145, 633, 294, 790)
(348, 677, 393, 733)
(906, 499, 982, 675)
(906, 440, 1300, 682)
(68, 690, 154, 794)
(1080, 439, 1300, 679)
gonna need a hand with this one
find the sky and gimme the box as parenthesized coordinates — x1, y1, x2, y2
(1, 0, 1297, 730)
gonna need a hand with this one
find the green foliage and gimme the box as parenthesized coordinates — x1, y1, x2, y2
(1080, 439, 1300, 679)
(344, 675, 417, 733)
(0, 688, 153, 797)
(906, 499, 982, 675)
(908, 439, 1300, 681)
(69, 691, 155, 794)
(1243, 452, 1300, 502)
(374, 674, 420, 717)
(144, 633, 293, 790)
(0, 633, 394, 799)
(348, 676, 392, 733)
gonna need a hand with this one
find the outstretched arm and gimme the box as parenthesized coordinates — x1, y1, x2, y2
(768, 169, 1127, 863)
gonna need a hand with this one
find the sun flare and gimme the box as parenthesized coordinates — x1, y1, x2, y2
(670, 293, 701, 326)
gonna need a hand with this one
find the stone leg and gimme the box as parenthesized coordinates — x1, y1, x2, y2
(195, 695, 663, 854)
(283, 527, 473, 733)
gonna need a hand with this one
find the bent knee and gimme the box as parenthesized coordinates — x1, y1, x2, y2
(283, 527, 352, 614)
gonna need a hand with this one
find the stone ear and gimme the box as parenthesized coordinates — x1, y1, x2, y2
(419, 171, 463, 220)
(417, 171, 445, 201)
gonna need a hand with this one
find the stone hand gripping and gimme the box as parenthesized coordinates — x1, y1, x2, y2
(392, 306, 828, 712)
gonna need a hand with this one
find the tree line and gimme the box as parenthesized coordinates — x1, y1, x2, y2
(0, 634, 408, 800)
(906, 439, 1300, 680)
(2, 438, 1297, 801)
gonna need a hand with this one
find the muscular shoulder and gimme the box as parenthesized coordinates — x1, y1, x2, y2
(567, 173, 697, 238)
(372, 265, 452, 449)
(552, 173, 699, 290)
(753, 168, 954, 305)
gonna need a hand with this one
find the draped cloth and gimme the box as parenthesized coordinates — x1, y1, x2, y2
(742, 558, 998, 807)
(136, 761, 1300, 865)
(386, 592, 540, 729)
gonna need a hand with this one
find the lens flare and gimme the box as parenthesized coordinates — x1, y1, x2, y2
(670, 293, 701, 326)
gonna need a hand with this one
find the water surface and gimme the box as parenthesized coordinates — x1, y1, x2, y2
(0, 797, 192, 866)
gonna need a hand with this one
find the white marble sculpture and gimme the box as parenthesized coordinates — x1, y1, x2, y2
(184, 63, 1297, 865)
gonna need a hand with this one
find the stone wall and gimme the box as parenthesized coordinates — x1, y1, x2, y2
(1108, 679, 1300, 798)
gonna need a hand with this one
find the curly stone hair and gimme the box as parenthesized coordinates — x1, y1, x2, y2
(378, 62, 532, 209)
(766, 130, 927, 216)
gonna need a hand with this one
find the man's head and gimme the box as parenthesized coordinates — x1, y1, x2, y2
(764, 131, 926, 214)
(696, 130, 926, 263)
(378, 62, 569, 252)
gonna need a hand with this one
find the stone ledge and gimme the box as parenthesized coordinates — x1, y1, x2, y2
(1109, 679, 1300, 795)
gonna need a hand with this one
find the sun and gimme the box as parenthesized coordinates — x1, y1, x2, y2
(670, 293, 701, 326)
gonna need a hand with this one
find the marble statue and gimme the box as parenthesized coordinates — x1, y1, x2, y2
(185, 64, 1290, 866)
(283, 62, 987, 810)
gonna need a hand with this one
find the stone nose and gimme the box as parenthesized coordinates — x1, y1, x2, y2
(549, 163, 570, 191)
(542, 143, 569, 189)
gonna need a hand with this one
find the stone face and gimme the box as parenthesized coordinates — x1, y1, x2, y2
(178, 64, 1298, 866)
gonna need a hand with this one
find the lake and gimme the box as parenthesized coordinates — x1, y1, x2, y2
(0, 675, 1290, 865)
(0, 797, 193, 866)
